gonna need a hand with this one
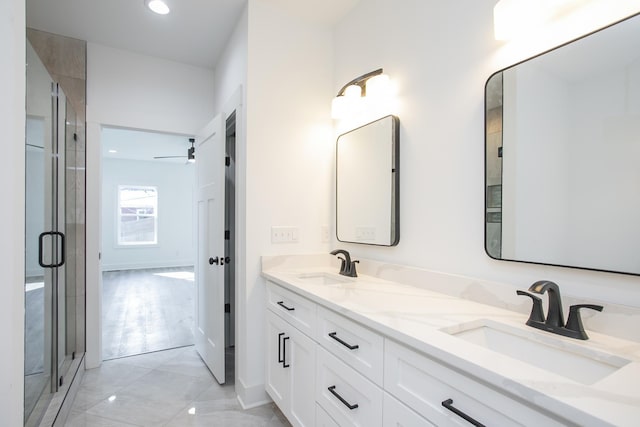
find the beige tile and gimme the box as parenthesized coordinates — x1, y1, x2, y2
(27, 28, 86, 80)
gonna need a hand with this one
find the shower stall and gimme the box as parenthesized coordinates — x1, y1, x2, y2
(25, 39, 86, 426)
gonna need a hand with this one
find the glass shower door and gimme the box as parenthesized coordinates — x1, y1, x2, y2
(24, 40, 68, 426)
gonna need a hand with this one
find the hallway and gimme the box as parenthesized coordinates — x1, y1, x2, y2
(67, 346, 290, 426)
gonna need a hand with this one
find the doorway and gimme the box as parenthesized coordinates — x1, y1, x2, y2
(100, 127, 196, 360)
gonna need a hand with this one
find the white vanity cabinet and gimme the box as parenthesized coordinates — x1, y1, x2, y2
(265, 279, 572, 427)
(384, 339, 567, 427)
(383, 392, 435, 427)
(316, 347, 383, 427)
(316, 404, 341, 427)
(266, 307, 316, 427)
(316, 306, 384, 386)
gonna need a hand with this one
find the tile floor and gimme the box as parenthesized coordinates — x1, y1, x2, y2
(102, 267, 195, 360)
(66, 346, 290, 426)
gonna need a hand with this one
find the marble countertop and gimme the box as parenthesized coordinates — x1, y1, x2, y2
(262, 258, 640, 427)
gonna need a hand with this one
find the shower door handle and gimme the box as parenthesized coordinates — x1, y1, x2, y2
(38, 231, 66, 268)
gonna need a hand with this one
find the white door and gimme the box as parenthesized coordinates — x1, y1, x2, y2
(195, 114, 226, 384)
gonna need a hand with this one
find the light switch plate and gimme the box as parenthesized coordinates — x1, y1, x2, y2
(271, 226, 299, 243)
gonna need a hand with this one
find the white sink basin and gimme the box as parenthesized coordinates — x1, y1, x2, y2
(295, 272, 352, 286)
(442, 319, 630, 385)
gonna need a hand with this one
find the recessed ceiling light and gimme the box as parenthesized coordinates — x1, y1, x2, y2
(108, 149, 117, 154)
(145, 0, 170, 15)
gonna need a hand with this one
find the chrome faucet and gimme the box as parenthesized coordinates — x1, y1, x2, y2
(330, 249, 359, 277)
(518, 280, 603, 340)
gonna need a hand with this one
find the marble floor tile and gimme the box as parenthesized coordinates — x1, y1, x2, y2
(66, 346, 291, 427)
(84, 392, 188, 427)
(65, 410, 142, 427)
(154, 346, 215, 379)
(118, 369, 215, 404)
(110, 346, 190, 370)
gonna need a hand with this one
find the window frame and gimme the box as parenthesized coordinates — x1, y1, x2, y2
(116, 184, 159, 246)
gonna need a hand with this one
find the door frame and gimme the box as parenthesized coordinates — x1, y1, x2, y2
(85, 86, 244, 371)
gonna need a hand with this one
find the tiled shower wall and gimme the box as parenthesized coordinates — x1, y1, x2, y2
(27, 28, 86, 354)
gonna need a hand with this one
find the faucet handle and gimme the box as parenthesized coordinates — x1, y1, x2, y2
(347, 260, 359, 278)
(335, 255, 347, 274)
(516, 290, 545, 325)
(565, 304, 603, 340)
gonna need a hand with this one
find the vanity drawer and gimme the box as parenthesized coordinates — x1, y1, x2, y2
(316, 306, 384, 386)
(383, 391, 435, 427)
(316, 347, 383, 427)
(316, 404, 340, 427)
(384, 340, 566, 427)
(267, 281, 316, 336)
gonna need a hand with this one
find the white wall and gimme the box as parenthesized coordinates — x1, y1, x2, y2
(0, 0, 25, 423)
(87, 43, 215, 134)
(101, 158, 195, 270)
(237, 0, 334, 407)
(331, 0, 640, 309)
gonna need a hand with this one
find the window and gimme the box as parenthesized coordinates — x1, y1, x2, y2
(117, 185, 158, 245)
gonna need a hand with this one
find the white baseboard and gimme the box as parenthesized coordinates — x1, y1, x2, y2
(101, 260, 193, 271)
(235, 377, 271, 410)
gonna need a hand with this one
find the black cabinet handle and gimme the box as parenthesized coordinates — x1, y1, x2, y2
(328, 332, 359, 350)
(282, 336, 290, 368)
(209, 256, 219, 265)
(278, 332, 284, 364)
(277, 301, 295, 311)
(442, 399, 485, 427)
(328, 385, 358, 410)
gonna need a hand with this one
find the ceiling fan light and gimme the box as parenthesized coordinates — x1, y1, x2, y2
(145, 0, 170, 15)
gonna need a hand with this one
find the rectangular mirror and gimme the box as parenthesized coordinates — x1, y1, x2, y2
(336, 115, 399, 246)
(485, 12, 640, 275)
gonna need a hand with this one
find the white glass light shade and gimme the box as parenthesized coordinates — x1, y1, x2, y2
(365, 74, 391, 98)
(331, 96, 347, 119)
(344, 84, 362, 98)
(332, 85, 363, 119)
(146, 0, 170, 15)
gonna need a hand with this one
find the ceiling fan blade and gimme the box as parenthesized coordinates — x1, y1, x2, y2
(153, 155, 187, 159)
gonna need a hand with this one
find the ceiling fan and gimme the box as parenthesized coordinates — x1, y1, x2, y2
(153, 138, 196, 163)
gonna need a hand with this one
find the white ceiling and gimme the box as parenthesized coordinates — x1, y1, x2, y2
(27, 0, 360, 160)
(102, 127, 192, 163)
(26, 0, 360, 69)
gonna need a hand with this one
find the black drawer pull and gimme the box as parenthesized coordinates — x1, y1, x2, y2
(442, 399, 485, 427)
(282, 336, 290, 368)
(328, 385, 358, 410)
(278, 332, 285, 363)
(277, 301, 295, 311)
(328, 332, 359, 350)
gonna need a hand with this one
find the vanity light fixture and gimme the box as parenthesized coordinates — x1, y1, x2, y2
(187, 138, 195, 163)
(145, 0, 170, 15)
(331, 68, 392, 120)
